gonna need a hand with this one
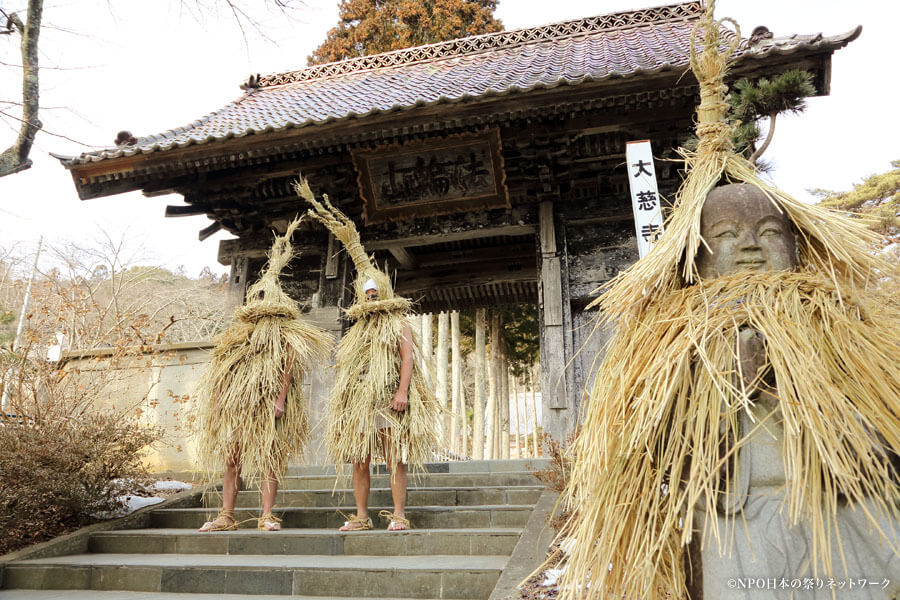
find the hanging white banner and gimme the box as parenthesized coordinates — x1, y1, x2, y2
(625, 140, 664, 259)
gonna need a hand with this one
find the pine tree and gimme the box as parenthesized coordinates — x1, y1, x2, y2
(728, 69, 816, 163)
(813, 160, 900, 239)
(308, 0, 503, 65)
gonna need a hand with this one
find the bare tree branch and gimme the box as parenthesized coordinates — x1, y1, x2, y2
(0, 107, 88, 146)
(0, 0, 303, 179)
(0, 0, 42, 177)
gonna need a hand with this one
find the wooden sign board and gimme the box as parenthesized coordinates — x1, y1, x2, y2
(625, 140, 664, 258)
(352, 129, 509, 225)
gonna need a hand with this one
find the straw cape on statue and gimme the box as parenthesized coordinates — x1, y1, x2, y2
(194, 217, 332, 531)
(553, 3, 900, 600)
(295, 178, 441, 479)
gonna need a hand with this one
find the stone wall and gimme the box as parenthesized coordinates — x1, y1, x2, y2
(60, 342, 214, 473)
(62, 307, 343, 473)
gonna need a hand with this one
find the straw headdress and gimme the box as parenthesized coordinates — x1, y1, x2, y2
(194, 216, 332, 491)
(294, 177, 441, 472)
(554, 3, 900, 599)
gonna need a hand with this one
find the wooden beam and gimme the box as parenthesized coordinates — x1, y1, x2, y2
(364, 224, 534, 251)
(539, 201, 556, 255)
(144, 188, 177, 198)
(226, 257, 250, 311)
(324, 233, 339, 279)
(165, 205, 207, 218)
(538, 200, 568, 411)
(565, 212, 634, 226)
(415, 243, 533, 268)
(394, 260, 535, 295)
(198, 222, 222, 241)
(388, 247, 418, 269)
(217, 235, 324, 266)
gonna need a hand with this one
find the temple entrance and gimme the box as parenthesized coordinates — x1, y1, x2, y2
(372, 233, 537, 312)
(368, 235, 542, 461)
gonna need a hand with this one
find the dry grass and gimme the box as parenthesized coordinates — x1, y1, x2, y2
(554, 3, 900, 599)
(194, 217, 332, 491)
(561, 272, 900, 599)
(325, 306, 442, 470)
(296, 178, 443, 472)
(529, 430, 578, 531)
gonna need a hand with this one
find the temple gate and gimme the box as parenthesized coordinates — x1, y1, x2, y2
(57, 1, 856, 443)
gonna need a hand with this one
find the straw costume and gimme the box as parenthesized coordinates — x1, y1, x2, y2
(294, 178, 441, 475)
(554, 4, 900, 599)
(195, 217, 332, 498)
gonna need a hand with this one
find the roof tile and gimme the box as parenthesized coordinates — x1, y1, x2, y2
(61, 1, 859, 167)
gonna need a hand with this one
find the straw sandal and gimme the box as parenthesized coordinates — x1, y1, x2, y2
(379, 510, 410, 531)
(339, 514, 374, 531)
(258, 513, 282, 531)
(198, 509, 238, 532)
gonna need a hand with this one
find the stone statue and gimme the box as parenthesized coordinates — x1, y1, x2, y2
(694, 184, 900, 600)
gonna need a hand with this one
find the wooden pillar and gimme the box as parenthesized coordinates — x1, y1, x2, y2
(460, 380, 468, 457)
(421, 313, 434, 388)
(500, 355, 510, 460)
(226, 256, 249, 312)
(436, 311, 450, 450)
(473, 308, 487, 460)
(512, 373, 521, 458)
(530, 365, 540, 456)
(537, 200, 575, 442)
(450, 311, 461, 455)
(487, 311, 500, 459)
(305, 249, 348, 464)
(304, 306, 343, 464)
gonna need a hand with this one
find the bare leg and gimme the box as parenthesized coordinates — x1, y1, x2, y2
(389, 462, 407, 518)
(259, 471, 282, 531)
(382, 429, 408, 529)
(261, 472, 278, 514)
(199, 456, 240, 531)
(339, 457, 373, 530)
(222, 457, 241, 512)
(352, 458, 371, 519)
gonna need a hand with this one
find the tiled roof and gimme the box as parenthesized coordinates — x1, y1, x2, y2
(60, 2, 859, 167)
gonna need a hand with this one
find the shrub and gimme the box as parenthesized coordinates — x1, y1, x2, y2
(0, 339, 162, 554)
(0, 396, 161, 554)
(529, 428, 578, 531)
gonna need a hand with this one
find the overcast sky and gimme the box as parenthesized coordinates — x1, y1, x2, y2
(0, 0, 896, 276)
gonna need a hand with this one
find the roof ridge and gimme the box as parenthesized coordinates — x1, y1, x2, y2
(250, 1, 703, 89)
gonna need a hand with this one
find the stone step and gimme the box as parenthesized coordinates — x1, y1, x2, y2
(0, 592, 444, 600)
(4, 553, 508, 598)
(150, 505, 533, 530)
(283, 459, 547, 477)
(88, 528, 522, 556)
(214, 486, 543, 508)
(271, 471, 540, 490)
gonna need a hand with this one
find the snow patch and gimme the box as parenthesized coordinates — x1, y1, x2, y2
(152, 480, 192, 491)
(542, 567, 566, 587)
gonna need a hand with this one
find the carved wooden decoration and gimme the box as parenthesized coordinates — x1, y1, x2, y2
(352, 129, 509, 225)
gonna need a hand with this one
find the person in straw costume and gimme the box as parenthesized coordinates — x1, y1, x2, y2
(195, 216, 332, 532)
(552, 3, 900, 599)
(295, 177, 442, 532)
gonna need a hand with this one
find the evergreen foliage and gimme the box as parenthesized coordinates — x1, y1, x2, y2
(457, 304, 539, 375)
(682, 69, 816, 166)
(728, 69, 816, 162)
(308, 0, 503, 65)
(812, 160, 900, 237)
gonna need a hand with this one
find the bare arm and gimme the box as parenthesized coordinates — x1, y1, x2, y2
(274, 350, 294, 418)
(391, 323, 414, 412)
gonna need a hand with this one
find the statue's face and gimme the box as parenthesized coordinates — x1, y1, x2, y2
(696, 184, 798, 279)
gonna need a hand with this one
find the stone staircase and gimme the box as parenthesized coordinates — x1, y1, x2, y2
(1, 459, 547, 600)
